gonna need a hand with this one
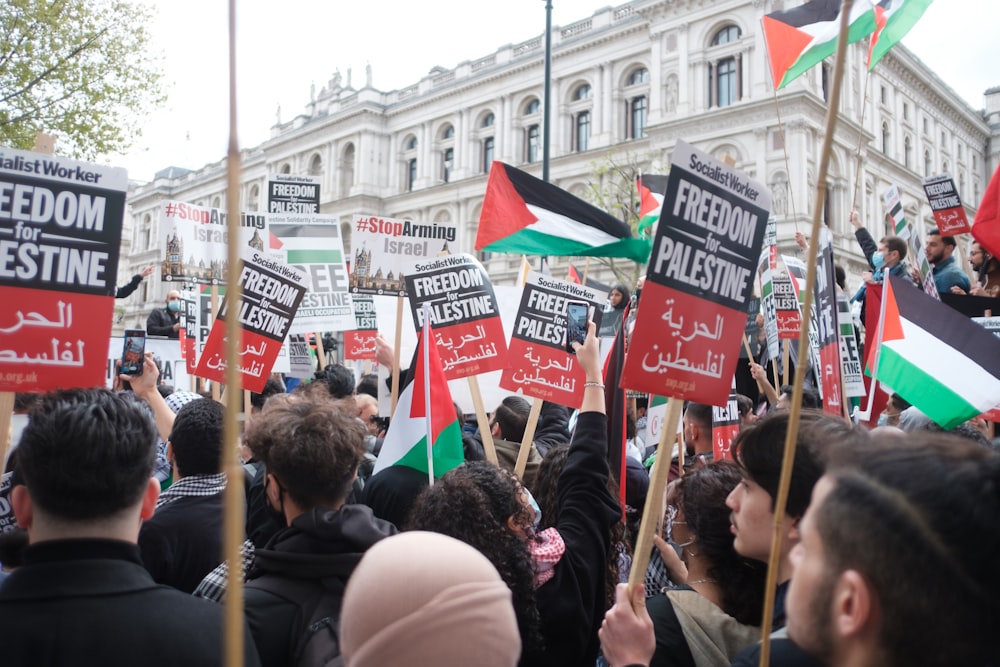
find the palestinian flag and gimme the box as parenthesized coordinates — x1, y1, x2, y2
(874, 274, 1000, 429)
(972, 161, 1000, 260)
(476, 162, 651, 263)
(637, 174, 669, 237)
(372, 309, 464, 480)
(762, 0, 880, 89)
(867, 0, 934, 70)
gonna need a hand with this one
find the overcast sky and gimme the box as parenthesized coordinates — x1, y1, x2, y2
(109, 0, 999, 182)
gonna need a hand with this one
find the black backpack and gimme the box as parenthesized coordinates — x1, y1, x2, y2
(245, 574, 346, 667)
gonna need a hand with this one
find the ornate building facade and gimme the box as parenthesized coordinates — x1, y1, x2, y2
(119, 0, 999, 333)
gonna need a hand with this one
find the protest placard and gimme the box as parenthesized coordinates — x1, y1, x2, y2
(758, 255, 781, 359)
(269, 215, 354, 332)
(343, 295, 378, 361)
(501, 271, 604, 407)
(621, 140, 770, 405)
(783, 254, 823, 396)
(0, 147, 128, 391)
(837, 293, 865, 397)
(196, 250, 307, 392)
(349, 214, 459, 296)
(267, 175, 319, 214)
(711, 387, 740, 461)
(812, 228, 844, 415)
(883, 184, 909, 238)
(403, 254, 506, 379)
(158, 201, 268, 285)
(922, 174, 971, 235)
(286, 334, 314, 378)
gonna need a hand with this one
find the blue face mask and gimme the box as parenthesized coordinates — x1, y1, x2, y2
(872, 251, 886, 270)
(167, 300, 181, 312)
(525, 489, 542, 533)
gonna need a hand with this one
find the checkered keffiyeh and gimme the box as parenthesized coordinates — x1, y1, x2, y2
(193, 539, 255, 602)
(529, 527, 565, 588)
(155, 472, 226, 510)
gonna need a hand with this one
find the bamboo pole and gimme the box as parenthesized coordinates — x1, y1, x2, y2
(390, 297, 404, 415)
(223, 1, 245, 664)
(513, 398, 543, 479)
(468, 376, 499, 465)
(757, 3, 854, 665)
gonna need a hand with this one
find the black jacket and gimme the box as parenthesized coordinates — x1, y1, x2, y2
(147, 306, 180, 338)
(0, 539, 260, 666)
(115, 273, 144, 298)
(244, 504, 397, 667)
(521, 411, 621, 667)
(138, 493, 225, 593)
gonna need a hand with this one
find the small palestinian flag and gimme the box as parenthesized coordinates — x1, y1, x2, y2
(762, 0, 879, 89)
(867, 0, 934, 70)
(637, 174, 669, 237)
(874, 274, 1000, 429)
(477, 162, 651, 263)
(972, 162, 1000, 260)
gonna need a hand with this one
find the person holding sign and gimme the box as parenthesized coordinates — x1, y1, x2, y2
(922, 228, 970, 295)
(409, 321, 620, 667)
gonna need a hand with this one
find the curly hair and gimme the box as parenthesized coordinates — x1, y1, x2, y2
(406, 462, 542, 650)
(678, 461, 767, 625)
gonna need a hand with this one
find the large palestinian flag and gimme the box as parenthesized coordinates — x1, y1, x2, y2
(762, 0, 879, 89)
(874, 274, 1000, 429)
(637, 174, 669, 237)
(372, 311, 464, 479)
(866, 0, 933, 69)
(476, 162, 651, 263)
(972, 162, 1000, 260)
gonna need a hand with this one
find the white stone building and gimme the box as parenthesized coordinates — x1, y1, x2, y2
(120, 0, 999, 333)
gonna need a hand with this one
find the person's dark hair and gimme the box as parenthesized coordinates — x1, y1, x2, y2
(315, 363, 356, 398)
(684, 402, 712, 430)
(250, 377, 285, 411)
(0, 527, 29, 568)
(678, 461, 767, 625)
(246, 390, 366, 508)
(922, 421, 991, 449)
(887, 393, 910, 413)
(880, 236, 907, 261)
(13, 392, 43, 414)
(734, 394, 754, 418)
(819, 433, 1000, 667)
(168, 397, 223, 478)
(779, 384, 821, 410)
(16, 388, 157, 520)
(731, 411, 864, 518)
(356, 373, 379, 400)
(833, 264, 846, 291)
(610, 282, 631, 310)
(494, 395, 531, 442)
(407, 461, 542, 650)
(927, 228, 956, 247)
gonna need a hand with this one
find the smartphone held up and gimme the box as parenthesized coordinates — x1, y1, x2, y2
(565, 300, 591, 353)
(120, 329, 146, 376)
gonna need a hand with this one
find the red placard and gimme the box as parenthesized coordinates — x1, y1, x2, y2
(343, 330, 377, 361)
(923, 174, 971, 235)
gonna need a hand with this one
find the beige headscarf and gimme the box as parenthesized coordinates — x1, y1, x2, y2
(340, 531, 521, 667)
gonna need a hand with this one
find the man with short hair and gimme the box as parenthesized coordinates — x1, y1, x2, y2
(243, 391, 396, 667)
(0, 388, 259, 666)
(682, 401, 714, 466)
(849, 210, 911, 319)
(138, 396, 227, 593)
(786, 433, 1000, 666)
(147, 289, 182, 338)
(924, 228, 971, 295)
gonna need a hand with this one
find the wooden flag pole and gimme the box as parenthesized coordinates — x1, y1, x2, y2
(211, 285, 221, 401)
(782, 341, 790, 388)
(758, 3, 854, 665)
(628, 397, 683, 601)
(743, 334, 766, 395)
(468, 376, 499, 465)
(314, 334, 328, 372)
(514, 398, 543, 479)
(223, 1, 246, 664)
(390, 297, 404, 415)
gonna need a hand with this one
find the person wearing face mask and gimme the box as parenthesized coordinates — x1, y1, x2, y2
(848, 210, 911, 322)
(146, 289, 183, 338)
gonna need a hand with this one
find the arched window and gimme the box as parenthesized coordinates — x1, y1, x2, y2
(280, 163, 291, 174)
(212, 195, 221, 209)
(248, 184, 260, 211)
(441, 124, 455, 140)
(627, 67, 649, 86)
(708, 25, 742, 108)
(525, 98, 541, 115)
(712, 25, 741, 45)
(482, 113, 495, 128)
(340, 143, 355, 195)
(525, 125, 540, 163)
(717, 58, 737, 107)
(574, 84, 592, 101)
(881, 122, 890, 155)
(626, 96, 646, 139)
(405, 136, 418, 151)
(308, 153, 322, 176)
(482, 136, 495, 174)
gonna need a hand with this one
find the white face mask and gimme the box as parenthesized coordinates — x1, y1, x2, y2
(665, 504, 694, 549)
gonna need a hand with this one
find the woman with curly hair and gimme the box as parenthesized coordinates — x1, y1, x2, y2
(407, 321, 620, 666)
(632, 460, 767, 667)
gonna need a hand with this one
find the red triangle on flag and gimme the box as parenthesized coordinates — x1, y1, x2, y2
(409, 322, 457, 438)
(762, 15, 817, 88)
(973, 163, 1000, 260)
(881, 276, 905, 344)
(475, 162, 539, 250)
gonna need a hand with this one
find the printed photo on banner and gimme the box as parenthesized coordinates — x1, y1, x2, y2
(622, 140, 770, 405)
(404, 253, 506, 379)
(196, 249, 307, 392)
(267, 175, 319, 214)
(922, 173, 971, 235)
(0, 147, 128, 391)
(269, 214, 354, 332)
(158, 200, 268, 285)
(349, 213, 459, 296)
(501, 271, 604, 408)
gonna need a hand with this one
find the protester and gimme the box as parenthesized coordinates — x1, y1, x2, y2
(475, 395, 570, 490)
(785, 432, 1000, 666)
(922, 228, 971, 295)
(0, 387, 260, 665)
(600, 283, 631, 337)
(146, 289, 183, 338)
(848, 209, 910, 319)
(408, 321, 620, 666)
(953, 240, 1000, 297)
(115, 265, 155, 298)
(608, 462, 767, 667)
(138, 396, 227, 594)
(242, 389, 396, 667)
(340, 531, 521, 667)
